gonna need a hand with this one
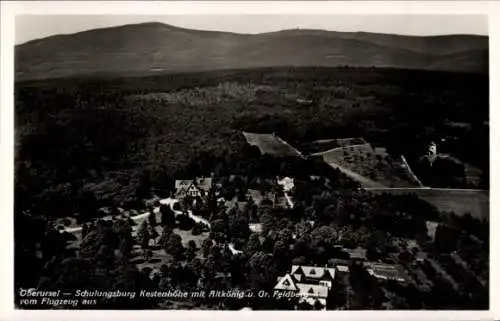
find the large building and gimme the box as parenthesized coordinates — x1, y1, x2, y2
(274, 265, 337, 309)
(174, 177, 213, 199)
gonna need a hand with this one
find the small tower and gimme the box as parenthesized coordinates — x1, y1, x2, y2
(428, 141, 437, 165)
(428, 141, 437, 156)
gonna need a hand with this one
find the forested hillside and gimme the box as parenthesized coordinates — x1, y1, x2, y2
(15, 67, 489, 217)
(15, 22, 488, 81)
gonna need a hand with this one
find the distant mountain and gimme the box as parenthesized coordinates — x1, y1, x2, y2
(15, 22, 489, 81)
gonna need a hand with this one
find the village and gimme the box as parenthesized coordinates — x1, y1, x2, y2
(53, 159, 477, 310)
(40, 130, 487, 310)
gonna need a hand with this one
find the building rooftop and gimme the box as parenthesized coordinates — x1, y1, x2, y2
(296, 283, 329, 299)
(343, 247, 367, 260)
(274, 274, 299, 291)
(291, 265, 336, 280)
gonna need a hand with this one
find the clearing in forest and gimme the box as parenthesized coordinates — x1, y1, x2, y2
(314, 143, 421, 188)
(242, 131, 303, 157)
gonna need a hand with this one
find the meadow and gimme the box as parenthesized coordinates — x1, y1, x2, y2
(315, 144, 422, 188)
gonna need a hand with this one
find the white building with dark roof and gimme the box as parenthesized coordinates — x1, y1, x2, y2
(174, 177, 213, 199)
(274, 265, 337, 309)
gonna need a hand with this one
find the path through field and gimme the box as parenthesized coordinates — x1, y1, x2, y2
(323, 161, 387, 188)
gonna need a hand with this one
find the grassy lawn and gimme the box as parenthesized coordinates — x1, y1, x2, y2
(242, 131, 301, 157)
(317, 144, 420, 188)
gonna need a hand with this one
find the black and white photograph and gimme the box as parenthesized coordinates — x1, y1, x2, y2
(2, 1, 496, 317)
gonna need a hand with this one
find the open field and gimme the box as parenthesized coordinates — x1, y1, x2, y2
(321, 161, 386, 188)
(242, 131, 303, 157)
(366, 188, 489, 220)
(315, 143, 421, 188)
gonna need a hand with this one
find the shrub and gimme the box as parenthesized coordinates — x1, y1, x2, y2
(192, 222, 204, 236)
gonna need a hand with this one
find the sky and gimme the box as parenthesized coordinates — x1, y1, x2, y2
(15, 14, 488, 44)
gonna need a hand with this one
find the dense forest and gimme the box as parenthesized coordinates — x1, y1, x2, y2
(15, 67, 489, 216)
(14, 66, 489, 310)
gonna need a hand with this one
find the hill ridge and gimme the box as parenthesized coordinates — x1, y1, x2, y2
(15, 22, 489, 81)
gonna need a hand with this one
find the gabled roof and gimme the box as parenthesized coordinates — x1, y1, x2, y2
(296, 283, 329, 298)
(298, 297, 327, 308)
(291, 265, 336, 280)
(174, 186, 190, 196)
(344, 247, 367, 260)
(175, 178, 213, 191)
(195, 177, 213, 191)
(336, 265, 350, 273)
(274, 273, 298, 291)
(175, 180, 194, 189)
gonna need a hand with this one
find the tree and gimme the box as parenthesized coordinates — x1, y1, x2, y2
(148, 223, 159, 245)
(192, 222, 204, 235)
(187, 257, 203, 281)
(260, 212, 276, 235)
(164, 232, 184, 260)
(229, 216, 250, 242)
(202, 238, 214, 258)
(435, 224, 460, 253)
(210, 219, 227, 243)
(321, 204, 339, 224)
(159, 227, 173, 249)
(80, 229, 105, 259)
(244, 233, 262, 255)
(276, 228, 294, 246)
(82, 224, 89, 240)
(96, 244, 115, 267)
(247, 252, 277, 289)
(148, 211, 157, 227)
(187, 240, 197, 251)
(143, 248, 153, 262)
(136, 221, 151, 250)
(185, 240, 198, 261)
(160, 204, 176, 228)
(273, 240, 290, 272)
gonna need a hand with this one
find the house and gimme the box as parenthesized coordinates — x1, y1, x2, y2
(275, 194, 293, 209)
(364, 262, 408, 282)
(248, 189, 276, 207)
(290, 265, 336, 288)
(274, 265, 336, 309)
(174, 177, 213, 199)
(296, 98, 313, 105)
(249, 223, 263, 233)
(336, 265, 350, 273)
(175, 180, 196, 198)
(343, 247, 367, 261)
(277, 177, 294, 192)
(425, 221, 439, 241)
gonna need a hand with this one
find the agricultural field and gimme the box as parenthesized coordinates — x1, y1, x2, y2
(367, 188, 489, 220)
(242, 131, 303, 157)
(315, 143, 421, 188)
